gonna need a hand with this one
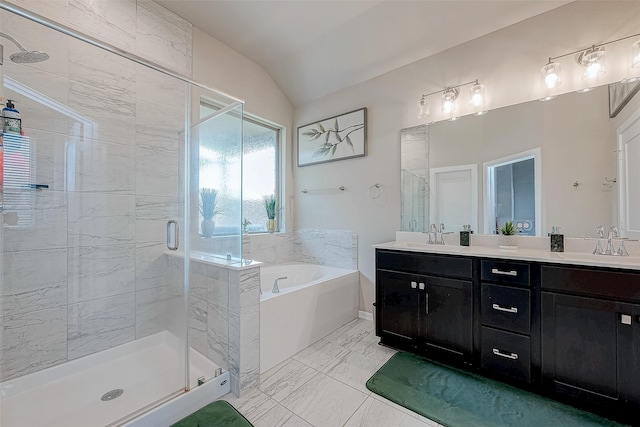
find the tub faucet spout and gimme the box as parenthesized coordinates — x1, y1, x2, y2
(273, 276, 287, 293)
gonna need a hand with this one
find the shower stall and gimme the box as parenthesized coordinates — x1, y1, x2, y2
(0, 3, 244, 426)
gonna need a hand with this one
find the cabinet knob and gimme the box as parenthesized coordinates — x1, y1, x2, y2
(411, 281, 417, 289)
(419, 282, 425, 290)
(621, 314, 632, 325)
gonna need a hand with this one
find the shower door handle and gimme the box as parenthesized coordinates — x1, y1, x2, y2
(167, 220, 179, 251)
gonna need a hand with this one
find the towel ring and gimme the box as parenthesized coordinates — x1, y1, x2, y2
(368, 183, 382, 199)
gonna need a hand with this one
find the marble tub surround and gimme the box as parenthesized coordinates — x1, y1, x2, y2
(384, 232, 640, 270)
(243, 229, 358, 270)
(224, 318, 441, 427)
(0, 0, 195, 382)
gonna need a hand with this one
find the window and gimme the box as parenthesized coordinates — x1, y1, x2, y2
(200, 102, 282, 234)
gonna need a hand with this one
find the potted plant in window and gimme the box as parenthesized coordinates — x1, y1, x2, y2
(499, 220, 517, 249)
(200, 188, 219, 238)
(264, 194, 277, 233)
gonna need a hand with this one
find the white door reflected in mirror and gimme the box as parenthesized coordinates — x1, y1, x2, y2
(429, 164, 478, 232)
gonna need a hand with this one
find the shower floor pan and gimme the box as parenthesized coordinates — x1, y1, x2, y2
(0, 331, 229, 427)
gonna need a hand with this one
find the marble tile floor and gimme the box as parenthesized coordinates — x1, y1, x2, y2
(223, 318, 444, 427)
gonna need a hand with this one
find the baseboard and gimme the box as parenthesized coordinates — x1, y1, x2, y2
(358, 310, 373, 321)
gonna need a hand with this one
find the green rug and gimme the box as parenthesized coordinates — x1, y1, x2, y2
(366, 352, 623, 427)
(171, 400, 253, 427)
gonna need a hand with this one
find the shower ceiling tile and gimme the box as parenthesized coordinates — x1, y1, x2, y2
(67, 192, 135, 247)
(0, 305, 68, 382)
(1, 248, 67, 317)
(67, 292, 135, 360)
(67, 243, 136, 303)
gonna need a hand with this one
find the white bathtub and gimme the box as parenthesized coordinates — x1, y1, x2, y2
(259, 263, 360, 373)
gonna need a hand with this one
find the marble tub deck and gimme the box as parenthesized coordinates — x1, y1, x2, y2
(223, 318, 443, 427)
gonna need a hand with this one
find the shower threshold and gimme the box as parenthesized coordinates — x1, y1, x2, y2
(0, 331, 226, 427)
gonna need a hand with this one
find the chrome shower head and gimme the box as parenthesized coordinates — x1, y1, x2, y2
(9, 50, 49, 64)
(0, 31, 49, 64)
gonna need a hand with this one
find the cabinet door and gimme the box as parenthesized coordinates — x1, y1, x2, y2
(424, 277, 473, 356)
(377, 270, 421, 347)
(541, 292, 638, 407)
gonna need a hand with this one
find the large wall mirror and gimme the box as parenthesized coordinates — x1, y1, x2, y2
(400, 84, 640, 238)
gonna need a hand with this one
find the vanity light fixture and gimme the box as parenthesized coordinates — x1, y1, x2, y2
(541, 32, 640, 98)
(418, 79, 485, 121)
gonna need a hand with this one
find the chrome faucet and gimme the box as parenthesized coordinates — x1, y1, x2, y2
(593, 225, 628, 256)
(272, 276, 287, 293)
(426, 223, 450, 245)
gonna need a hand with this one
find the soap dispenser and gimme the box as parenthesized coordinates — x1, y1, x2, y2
(550, 226, 564, 252)
(460, 224, 473, 247)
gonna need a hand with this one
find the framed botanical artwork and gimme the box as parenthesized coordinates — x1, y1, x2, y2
(297, 107, 367, 167)
(609, 80, 640, 118)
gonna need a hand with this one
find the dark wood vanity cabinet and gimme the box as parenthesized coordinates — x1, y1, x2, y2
(376, 250, 473, 363)
(375, 248, 640, 424)
(540, 265, 640, 420)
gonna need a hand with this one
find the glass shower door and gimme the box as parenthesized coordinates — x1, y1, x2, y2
(0, 9, 190, 426)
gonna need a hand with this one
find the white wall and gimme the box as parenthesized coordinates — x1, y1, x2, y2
(293, 1, 640, 312)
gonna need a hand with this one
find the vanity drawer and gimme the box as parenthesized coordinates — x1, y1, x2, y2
(481, 260, 530, 287)
(481, 283, 530, 334)
(376, 250, 472, 279)
(481, 327, 531, 383)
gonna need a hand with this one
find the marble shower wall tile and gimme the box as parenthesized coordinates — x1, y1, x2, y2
(2, 190, 67, 253)
(68, 80, 136, 147)
(135, 285, 173, 338)
(135, 146, 179, 198)
(189, 295, 208, 356)
(207, 302, 229, 371)
(67, 293, 135, 360)
(1, 249, 68, 317)
(135, 0, 193, 77)
(135, 242, 170, 291)
(136, 66, 186, 108)
(0, 306, 68, 382)
(71, 139, 135, 193)
(136, 100, 183, 151)
(67, 243, 135, 303)
(208, 264, 229, 310)
(292, 229, 358, 269)
(69, 0, 137, 52)
(135, 195, 180, 244)
(244, 233, 293, 264)
(68, 192, 135, 247)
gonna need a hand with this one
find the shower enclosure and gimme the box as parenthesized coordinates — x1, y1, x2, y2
(0, 3, 243, 426)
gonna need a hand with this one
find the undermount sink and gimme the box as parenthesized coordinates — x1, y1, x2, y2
(552, 251, 640, 264)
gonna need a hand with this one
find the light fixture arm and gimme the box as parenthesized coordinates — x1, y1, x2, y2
(548, 32, 640, 62)
(420, 79, 479, 98)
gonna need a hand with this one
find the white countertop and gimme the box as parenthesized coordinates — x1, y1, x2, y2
(374, 232, 640, 271)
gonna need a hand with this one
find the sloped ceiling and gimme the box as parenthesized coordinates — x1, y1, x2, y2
(158, 1, 570, 106)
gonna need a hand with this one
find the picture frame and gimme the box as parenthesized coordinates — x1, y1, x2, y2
(609, 80, 640, 118)
(297, 107, 367, 167)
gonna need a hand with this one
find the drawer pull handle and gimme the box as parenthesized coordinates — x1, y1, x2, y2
(493, 348, 518, 360)
(491, 268, 518, 277)
(492, 303, 518, 314)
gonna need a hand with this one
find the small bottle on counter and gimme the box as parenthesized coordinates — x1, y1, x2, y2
(460, 224, 473, 247)
(550, 226, 564, 252)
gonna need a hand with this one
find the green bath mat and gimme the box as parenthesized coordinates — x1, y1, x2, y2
(366, 352, 623, 427)
(171, 400, 253, 427)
